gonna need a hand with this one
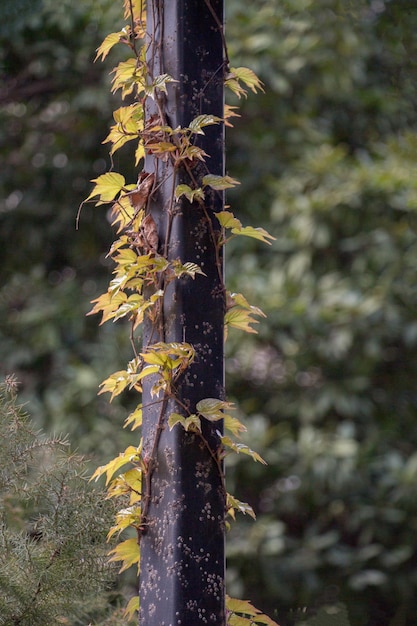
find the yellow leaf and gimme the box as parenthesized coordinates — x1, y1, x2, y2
(226, 595, 280, 626)
(90, 445, 140, 485)
(111, 58, 145, 97)
(108, 505, 142, 539)
(108, 537, 140, 573)
(124, 595, 140, 621)
(95, 31, 125, 62)
(135, 141, 145, 165)
(85, 172, 126, 205)
(224, 414, 247, 437)
(124, 404, 143, 430)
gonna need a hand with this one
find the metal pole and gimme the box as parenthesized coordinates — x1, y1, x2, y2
(140, 2, 225, 625)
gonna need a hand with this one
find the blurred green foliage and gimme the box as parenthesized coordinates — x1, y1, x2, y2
(2, 0, 417, 624)
(0, 376, 126, 625)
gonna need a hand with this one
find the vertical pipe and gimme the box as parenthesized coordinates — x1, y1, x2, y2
(140, 2, 225, 625)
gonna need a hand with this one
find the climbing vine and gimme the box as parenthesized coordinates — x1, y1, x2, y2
(83, 1, 277, 624)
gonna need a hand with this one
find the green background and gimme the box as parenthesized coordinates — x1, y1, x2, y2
(2, 1, 417, 624)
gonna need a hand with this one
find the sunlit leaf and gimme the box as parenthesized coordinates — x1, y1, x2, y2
(95, 30, 126, 62)
(124, 404, 143, 430)
(85, 172, 126, 205)
(124, 595, 140, 621)
(90, 445, 140, 485)
(226, 595, 280, 626)
(108, 537, 140, 573)
(108, 504, 142, 539)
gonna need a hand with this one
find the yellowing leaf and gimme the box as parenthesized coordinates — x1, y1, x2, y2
(229, 67, 264, 93)
(90, 445, 140, 485)
(226, 493, 255, 520)
(229, 292, 266, 319)
(225, 67, 264, 98)
(232, 225, 276, 245)
(221, 436, 266, 464)
(216, 210, 242, 230)
(175, 184, 205, 203)
(95, 31, 125, 62)
(224, 104, 241, 127)
(202, 174, 240, 190)
(85, 172, 126, 205)
(226, 595, 280, 626)
(98, 369, 131, 400)
(168, 412, 201, 432)
(111, 58, 145, 97)
(225, 308, 260, 334)
(108, 537, 140, 573)
(224, 414, 247, 437)
(108, 505, 142, 539)
(135, 141, 145, 165)
(124, 404, 143, 430)
(171, 260, 206, 278)
(196, 398, 234, 419)
(103, 105, 143, 155)
(124, 595, 140, 621)
(88, 291, 127, 325)
(188, 114, 221, 134)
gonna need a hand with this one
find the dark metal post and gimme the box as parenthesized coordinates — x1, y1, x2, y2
(140, 2, 225, 625)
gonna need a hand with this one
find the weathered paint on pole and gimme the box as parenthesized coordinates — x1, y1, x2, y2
(140, 2, 225, 625)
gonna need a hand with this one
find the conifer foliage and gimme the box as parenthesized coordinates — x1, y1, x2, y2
(0, 376, 117, 626)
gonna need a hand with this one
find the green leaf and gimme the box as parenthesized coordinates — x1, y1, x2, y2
(175, 184, 205, 203)
(221, 435, 266, 464)
(229, 67, 264, 93)
(196, 397, 234, 420)
(188, 114, 221, 134)
(202, 174, 240, 190)
(216, 210, 242, 230)
(226, 493, 256, 520)
(168, 412, 201, 432)
(232, 225, 276, 245)
(172, 260, 206, 278)
(225, 308, 260, 334)
(145, 73, 177, 98)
